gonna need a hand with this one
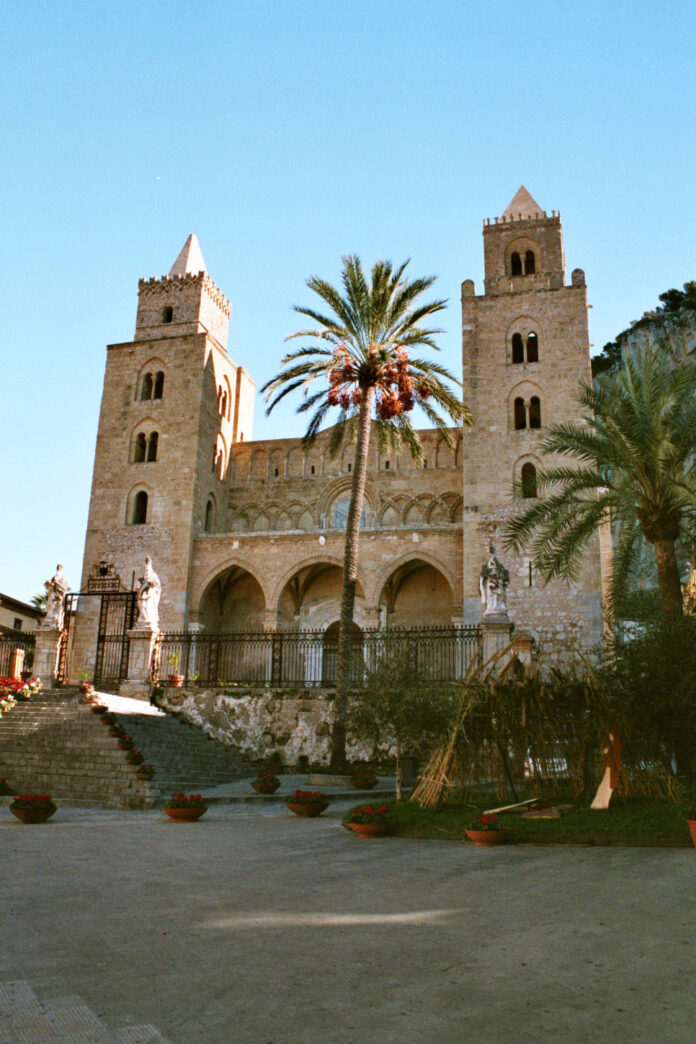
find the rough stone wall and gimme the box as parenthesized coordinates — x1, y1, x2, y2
(460, 208, 605, 657)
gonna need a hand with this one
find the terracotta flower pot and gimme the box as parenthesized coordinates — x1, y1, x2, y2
(117, 740, 133, 751)
(351, 778, 378, 790)
(286, 800, 329, 818)
(687, 820, 696, 847)
(91, 704, 107, 715)
(11, 802, 57, 824)
(167, 674, 184, 688)
(252, 779, 280, 794)
(164, 806, 207, 822)
(348, 822, 389, 838)
(464, 828, 508, 847)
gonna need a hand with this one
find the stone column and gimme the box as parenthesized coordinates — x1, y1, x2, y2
(481, 615, 513, 671)
(33, 627, 62, 687)
(120, 628, 159, 700)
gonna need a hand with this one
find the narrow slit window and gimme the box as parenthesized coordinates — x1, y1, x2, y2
(514, 397, 527, 430)
(529, 396, 541, 429)
(134, 433, 146, 462)
(526, 333, 539, 363)
(162, 306, 174, 324)
(512, 333, 524, 364)
(153, 371, 164, 399)
(510, 252, 522, 276)
(140, 373, 153, 401)
(205, 499, 214, 532)
(525, 250, 536, 274)
(146, 432, 158, 462)
(521, 462, 537, 498)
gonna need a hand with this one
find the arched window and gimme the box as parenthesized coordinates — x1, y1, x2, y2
(205, 499, 214, 532)
(510, 252, 522, 276)
(529, 396, 541, 429)
(134, 433, 146, 462)
(521, 462, 537, 498)
(524, 250, 536, 274)
(526, 333, 539, 363)
(212, 446, 218, 472)
(512, 333, 524, 364)
(221, 391, 228, 417)
(514, 397, 527, 430)
(153, 371, 164, 399)
(140, 373, 153, 401)
(162, 306, 174, 324)
(146, 432, 158, 462)
(333, 496, 366, 530)
(132, 490, 148, 525)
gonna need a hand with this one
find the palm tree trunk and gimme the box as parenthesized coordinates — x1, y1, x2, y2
(330, 386, 375, 767)
(653, 539, 683, 615)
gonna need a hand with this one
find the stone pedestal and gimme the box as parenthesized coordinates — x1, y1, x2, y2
(120, 628, 159, 700)
(481, 615, 513, 671)
(33, 627, 62, 686)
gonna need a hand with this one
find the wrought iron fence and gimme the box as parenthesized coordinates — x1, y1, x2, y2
(155, 626, 482, 688)
(0, 631, 36, 677)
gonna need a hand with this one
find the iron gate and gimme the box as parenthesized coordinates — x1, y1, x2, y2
(94, 592, 137, 686)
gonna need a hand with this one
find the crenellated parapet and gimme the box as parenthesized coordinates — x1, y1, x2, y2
(137, 272, 231, 317)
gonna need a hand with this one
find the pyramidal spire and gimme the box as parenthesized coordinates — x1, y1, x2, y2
(168, 234, 207, 277)
(502, 186, 543, 220)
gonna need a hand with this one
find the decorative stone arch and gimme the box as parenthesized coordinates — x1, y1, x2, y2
(506, 236, 542, 278)
(230, 447, 249, 482)
(203, 492, 217, 532)
(454, 436, 463, 469)
(268, 448, 284, 478)
(229, 508, 248, 532)
(317, 476, 378, 521)
(286, 447, 303, 477)
(513, 453, 543, 499)
(222, 375, 232, 420)
(193, 558, 272, 615)
(506, 315, 544, 365)
(378, 496, 408, 527)
(194, 561, 269, 632)
(252, 512, 270, 532)
(450, 495, 464, 523)
(285, 502, 308, 528)
(214, 433, 228, 479)
(435, 437, 456, 469)
(125, 483, 152, 526)
(369, 549, 457, 609)
(427, 496, 454, 524)
(249, 448, 267, 480)
(403, 495, 431, 525)
(135, 357, 166, 401)
(270, 551, 354, 614)
(508, 380, 543, 431)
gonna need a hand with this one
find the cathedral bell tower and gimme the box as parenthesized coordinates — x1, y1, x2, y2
(459, 187, 605, 655)
(72, 237, 255, 677)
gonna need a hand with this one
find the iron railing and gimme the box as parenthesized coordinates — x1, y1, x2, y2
(0, 631, 36, 677)
(155, 626, 482, 688)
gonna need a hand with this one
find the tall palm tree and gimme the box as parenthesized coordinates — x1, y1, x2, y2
(503, 348, 696, 617)
(263, 255, 471, 765)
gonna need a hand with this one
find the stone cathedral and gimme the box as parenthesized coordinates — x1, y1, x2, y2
(72, 187, 608, 678)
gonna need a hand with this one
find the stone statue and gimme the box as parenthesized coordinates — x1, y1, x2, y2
(42, 564, 69, 630)
(479, 544, 510, 617)
(136, 556, 161, 631)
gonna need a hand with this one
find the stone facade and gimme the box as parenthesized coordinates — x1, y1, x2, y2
(71, 191, 607, 681)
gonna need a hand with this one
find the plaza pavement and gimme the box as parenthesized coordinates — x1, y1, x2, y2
(2, 800, 694, 1044)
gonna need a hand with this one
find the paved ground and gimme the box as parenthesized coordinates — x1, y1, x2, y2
(2, 802, 694, 1044)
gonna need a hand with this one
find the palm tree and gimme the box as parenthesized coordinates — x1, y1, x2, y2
(263, 255, 471, 765)
(503, 348, 696, 617)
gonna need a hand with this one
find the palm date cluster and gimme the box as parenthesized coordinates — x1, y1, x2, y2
(327, 345, 430, 419)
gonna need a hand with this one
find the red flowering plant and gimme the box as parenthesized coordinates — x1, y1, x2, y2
(136, 764, 154, 780)
(11, 793, 55, 808)
(164, 793, 207, 809)
(1, 676, 41, 701)
(345, 804, 391, 825)
(289, 789, 328, 804)
(468, 813, 503, 832)
(254, 770, 279, 783)
(126, 750, 144, 765)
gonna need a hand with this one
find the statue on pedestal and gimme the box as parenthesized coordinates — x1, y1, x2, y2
(42, 564, 69, 631)
(135, 556, 161, 631)
(479, 544, 510, 618)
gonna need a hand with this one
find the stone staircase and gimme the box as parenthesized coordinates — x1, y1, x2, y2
(0, 689, 252, 808)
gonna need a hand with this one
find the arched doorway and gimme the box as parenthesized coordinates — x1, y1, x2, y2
(198, 566, 266, 631)
(379, 559, 454, 627)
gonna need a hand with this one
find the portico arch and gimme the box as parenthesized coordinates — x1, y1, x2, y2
(276, 559, 366, 631)
(375, 554, 456, 627)
(197, 564, 267, 632)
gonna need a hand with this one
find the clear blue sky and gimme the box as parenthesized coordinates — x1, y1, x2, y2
(2, 0, 695, 602)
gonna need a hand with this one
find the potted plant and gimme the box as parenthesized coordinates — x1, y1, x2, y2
(101, 711, 116, 726)
(91, 702, 108, 715)
(126, 749, 144, 765)
(163, 793, 208, 822)
(464, 813, 508, 847)
(285, 789, 330, 818)
(166, 652, 184, 688)
(344, 804, 391, 839)
(10, 794, 57, 824)
(350, 767, 378, 790)
(78, 672, 95, 696)
(136, 764, 155, 781)
(251, 770, 280, 794)
(117, 734, 134, 751)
